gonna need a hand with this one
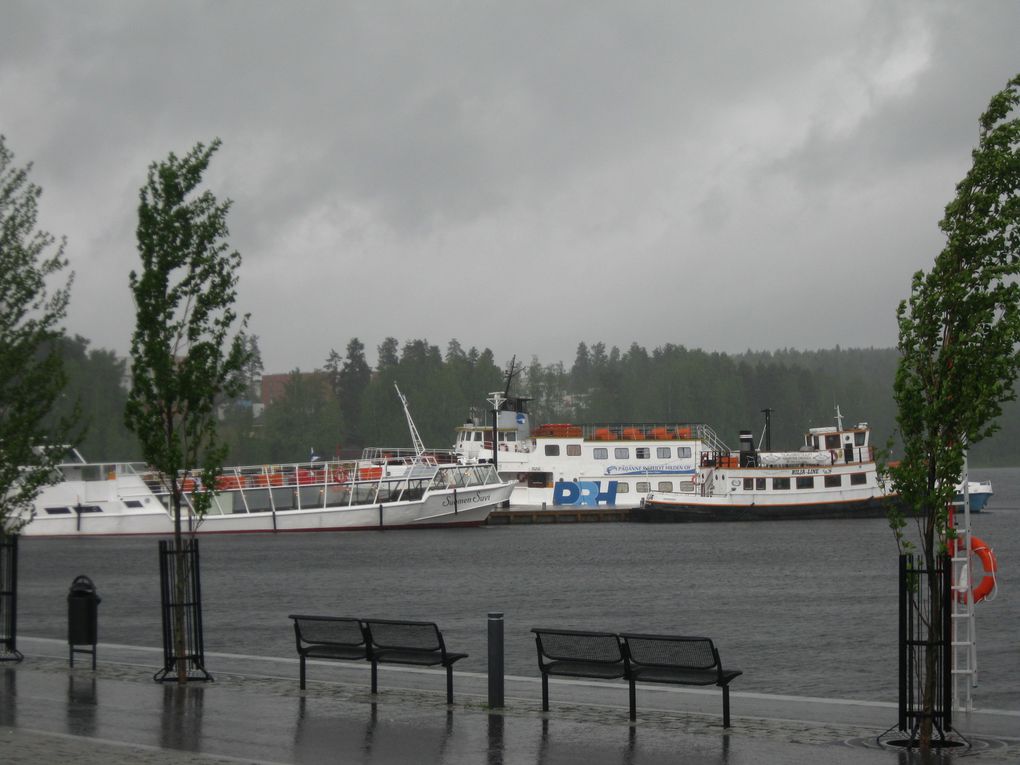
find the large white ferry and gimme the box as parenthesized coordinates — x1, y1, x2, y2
(454, 390, 990, 518)
(16, 388, 513, 536)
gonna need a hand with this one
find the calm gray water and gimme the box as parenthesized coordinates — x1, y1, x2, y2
(15, 467, 1020, 711)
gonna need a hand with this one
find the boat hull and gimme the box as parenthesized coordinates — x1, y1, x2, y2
(635, 494, 896, 522)
(20, 477, 513, 537)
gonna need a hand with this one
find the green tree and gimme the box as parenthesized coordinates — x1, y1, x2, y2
(125, 139, 249, 683)
(48, 336, 138, 460)
(888, 74, 1020, 749)
(0, 135, 76, 535)
(337, 338, 372, 450)
(261, 370, 343, 461)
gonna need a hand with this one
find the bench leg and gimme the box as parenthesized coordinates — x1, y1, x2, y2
(371, 659, 378, 694)
(541, 673, 549, 711)
(722, 685, 731, 728)
(629, 680, 636, 722)
(446, 664, 454, 705)
(299, 655, 306, 690)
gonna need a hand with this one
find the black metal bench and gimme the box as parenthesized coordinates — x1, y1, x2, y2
(363, 618, 468, 704)
(620, 632, 742, 727)
(531, 628, 628, 712)
(532, 627, 741, 727)
(289, 614, 369, 689)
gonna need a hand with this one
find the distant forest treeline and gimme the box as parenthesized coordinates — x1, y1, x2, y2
(47, 336, 1020, 467)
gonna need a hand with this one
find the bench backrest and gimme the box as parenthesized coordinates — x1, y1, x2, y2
(290, 615, 367, 648)
(364, 619, 444, 653)
(620, 633, 720, 671)
(532, 628, 624, 665)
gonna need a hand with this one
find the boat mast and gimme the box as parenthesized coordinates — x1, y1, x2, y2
(394, 383, 426, 461)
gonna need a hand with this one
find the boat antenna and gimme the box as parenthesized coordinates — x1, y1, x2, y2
(834, 404, 844, 432)
(503, 354, 519, 399)
(394, 383, 426, 460)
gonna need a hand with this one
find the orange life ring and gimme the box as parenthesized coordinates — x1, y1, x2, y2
(950, 535, 998, 604)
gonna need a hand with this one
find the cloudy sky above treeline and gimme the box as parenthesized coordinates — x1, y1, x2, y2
(3, 1, 1019, 373)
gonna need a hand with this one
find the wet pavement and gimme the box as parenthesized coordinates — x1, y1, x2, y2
(2, 637, 1018, 764)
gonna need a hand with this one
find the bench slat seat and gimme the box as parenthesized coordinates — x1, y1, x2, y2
(620, 633, 742, 727)
(532, 628, 627, 713)
(289, 614, 369, 690)
(364, 619, 467, 704)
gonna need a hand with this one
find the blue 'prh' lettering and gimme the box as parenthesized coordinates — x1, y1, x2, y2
(553, 480, 618, 506)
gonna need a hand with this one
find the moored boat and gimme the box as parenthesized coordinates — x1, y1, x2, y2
(17, 386, 514, 536)
(19, 452, 511, 536)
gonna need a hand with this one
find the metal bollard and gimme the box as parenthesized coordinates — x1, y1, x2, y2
(488, 612, 504, 709)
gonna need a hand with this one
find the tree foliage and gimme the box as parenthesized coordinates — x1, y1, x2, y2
(889, 74, 1020, 558)
(125, 139, 249, 532)
(887, 74, 1020, 750)
(0, 135, 76, 535)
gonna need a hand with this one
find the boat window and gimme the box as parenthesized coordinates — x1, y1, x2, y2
(678, 447, 692, 458)
(44, 506, 72, 514)
(474, 432, 483, 441)
(825, 434, 840, 450)
(743, 478, 754, 490)
(854, 432, 866, 446)
(773, 477, 790, 490)
(566, 444, 581, 456)
(824, 475, 842, 488)
(755, 477, 766, 490)
(125, 500, 144, 508)
(658, 481, 673, 492)
(614, 448, 629, 459)
(656, 447, 671, 458)
(616, 482, 629, 493)
(545, 445, 560, 456)
(850, 473, 867, 486)
(593, 448, 608, 460)
(635, 447, 650, 459)
(796, 476, 814, 489)
(506, 432, 517, 442)
(636, 481, 650, 493)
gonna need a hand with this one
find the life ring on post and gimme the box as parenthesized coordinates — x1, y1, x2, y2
(950, 535, 998, 604)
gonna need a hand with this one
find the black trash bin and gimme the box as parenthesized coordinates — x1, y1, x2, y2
(67, 575, 101, 669)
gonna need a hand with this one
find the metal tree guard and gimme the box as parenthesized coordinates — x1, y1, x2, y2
(154, 538, 212, 682)
(0, 534, 24, 662)
(896, 552, 953, 745)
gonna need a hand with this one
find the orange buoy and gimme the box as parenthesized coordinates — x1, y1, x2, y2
(951, 535, 998, 604)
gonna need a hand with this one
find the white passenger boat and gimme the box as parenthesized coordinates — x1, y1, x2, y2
(456, 396, 894, 517)
(455, 387, 991, 518)
(18, 388, 514, 536)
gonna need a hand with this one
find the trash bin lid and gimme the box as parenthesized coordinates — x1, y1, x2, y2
(68, 574, 99, 598)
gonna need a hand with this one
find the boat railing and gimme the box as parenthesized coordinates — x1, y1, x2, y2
(142, 458, 503, 517)
(360, 447, 458, 464)
(576, 422, 730, 451)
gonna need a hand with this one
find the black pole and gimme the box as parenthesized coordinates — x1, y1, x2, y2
(491, 406, 499, 472)
(898, 554, 907, 732)
(488, 612, 504, 709)
(760, 408, 773, 451)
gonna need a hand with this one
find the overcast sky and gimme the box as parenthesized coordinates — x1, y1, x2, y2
(3, 1, 1019, 373)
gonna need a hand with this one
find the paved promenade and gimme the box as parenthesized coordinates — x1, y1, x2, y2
(2, 637, 1018, 764)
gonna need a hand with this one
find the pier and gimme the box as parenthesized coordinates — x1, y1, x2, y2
(488, 507, 633, 524)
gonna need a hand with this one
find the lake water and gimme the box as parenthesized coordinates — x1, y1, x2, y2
(15, 467, 1020, 711)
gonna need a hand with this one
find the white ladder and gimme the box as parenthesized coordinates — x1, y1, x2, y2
(950, 474, 978, 712)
